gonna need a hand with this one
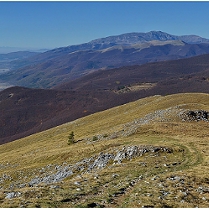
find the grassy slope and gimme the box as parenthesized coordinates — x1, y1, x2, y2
(0, 93, 209, 207)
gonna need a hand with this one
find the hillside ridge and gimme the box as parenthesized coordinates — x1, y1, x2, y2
(0, 93, 209, 207)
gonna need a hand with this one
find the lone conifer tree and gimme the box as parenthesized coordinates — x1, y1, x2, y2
(68, 131, 75, 145)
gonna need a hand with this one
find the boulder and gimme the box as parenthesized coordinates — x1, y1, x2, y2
(182, 110, 209, 121)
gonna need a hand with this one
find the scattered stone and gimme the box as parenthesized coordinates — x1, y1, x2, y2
(161, 191, 170, 196)
(76, 175, 83, 179)
(5, 192, 15, 199)
(112, 174, 119, 178)
(5, 192, 21, 199)
(139, 175, 143, 180)
(158, 183, 164, 188)
(197, 186, 209, 194)
(74, 181, 81, 186)
(181, 191, 187, 196)
(167, 175, 181, 181)
(50, 185, 60, 189)
(18, 184, 26, 188)
(151, 176, 159, 181)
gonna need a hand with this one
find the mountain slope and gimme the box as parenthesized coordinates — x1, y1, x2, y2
(56, 53, 209, 91)
(0, 86, 116, 144)
(1, 53, 209, 144)
(2, 31, 209, 89)
(0, 93, 209, 207)
(3, 42, 209, 89)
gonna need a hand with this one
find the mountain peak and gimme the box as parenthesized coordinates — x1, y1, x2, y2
(89, 31, 209, 46)
(142, 30, 178, 41)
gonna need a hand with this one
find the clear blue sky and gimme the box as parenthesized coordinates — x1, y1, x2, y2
(1, 1, 209, 49)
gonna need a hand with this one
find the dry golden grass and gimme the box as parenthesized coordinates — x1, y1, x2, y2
(0, 93, 209, 207)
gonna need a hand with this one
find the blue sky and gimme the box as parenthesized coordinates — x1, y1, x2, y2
(1, 1, 209, 49)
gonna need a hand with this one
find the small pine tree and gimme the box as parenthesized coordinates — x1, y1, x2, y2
(68, 131, 75, 145)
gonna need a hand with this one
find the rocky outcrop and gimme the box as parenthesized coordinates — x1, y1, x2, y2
(181, 110, 209, 122)
(114, 145, 172, 164)
(25, 145, 173, 187)
(28, 166, 73, 187)
(5, 192, 21, 199)
(87, 153, 114, 171)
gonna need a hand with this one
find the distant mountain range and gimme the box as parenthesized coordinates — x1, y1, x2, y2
(89, 31, 209, 45)
(0, 51, 40, 71)
(0, 47, 49, 54)
(1, 31, 209, 89)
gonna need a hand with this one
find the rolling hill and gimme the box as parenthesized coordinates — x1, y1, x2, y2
(1, 53, 209, 144)
(0, 93, 209, 207)
(56, 53, 209, 92)
(0, 86, 116, 144)
(2, 31, 209, 89)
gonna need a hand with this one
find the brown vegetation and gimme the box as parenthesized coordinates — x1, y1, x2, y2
(1, 54, 209, 144)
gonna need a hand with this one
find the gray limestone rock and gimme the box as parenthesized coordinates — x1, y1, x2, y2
(88, 153, 114, 171)
(5, 192, 21, 199)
